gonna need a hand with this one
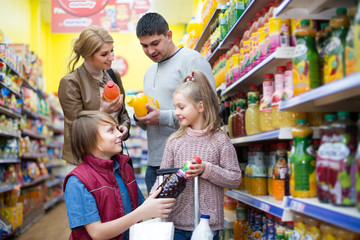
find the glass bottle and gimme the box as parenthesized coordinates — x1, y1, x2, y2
(157, 155, 202, 198)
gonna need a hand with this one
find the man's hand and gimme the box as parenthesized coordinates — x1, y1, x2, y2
(134, 104, 160, 125)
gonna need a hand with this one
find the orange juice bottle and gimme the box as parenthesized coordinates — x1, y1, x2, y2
(273, 142, 288, 201)
(267, 144, 277, 196)
(293, 20, 321, 96)
(271, 66, 286, 129)
(327, 8, 350, 82)
(234, 202, 247, 240)
(245, 145, 254, 194)
(103, 81, 120, 101)
(245, 85, 261, 135)
(290, 119, 317, 198)
(345, 6, 358, 76)
(251, 144, 267, 196)
(125, 93, 160, 117)
(260, 74, 274, 132)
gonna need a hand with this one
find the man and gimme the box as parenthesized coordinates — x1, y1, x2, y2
(135, 12, 216, 193)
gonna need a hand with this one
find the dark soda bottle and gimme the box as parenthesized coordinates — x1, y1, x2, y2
(157, 156, 202, 198)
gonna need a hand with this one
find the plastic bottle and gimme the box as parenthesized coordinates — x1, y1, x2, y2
(103, 81, 120, 101)
(191, 214, 213, 240)
(234, 202, 247, 240)
(354, 0, 360, 72)
(268, 144, 277, 196)
(228, 97, 236, 138)
(260, 74, 275, 132)
(316, 114, 337, 203)
(305, 217, 322, 240)
(335, 228, 360, 240)
(273, 142, 288, 201)
(234, 96, 247, 137)
(316, 22, 331, 84)
(327, 8, 350, 82)
(290, 119, 317, 198)
(283, 61, 294, 100)
(251, 144, 267, 196)
(245, 145, 254, 193)
(345, 6, 358, 76)
(125, 93, 160, 117)
(293, 20, 321, 96)
(308, 112, 325, 127)
(271, 66, 286, 129)
(157, 155, 202, 198)
(292, 212, 306, 240)
(245, 84, 261, 135)
(329, 111, 357, 206)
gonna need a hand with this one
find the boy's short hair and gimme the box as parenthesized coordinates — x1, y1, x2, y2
(136, 12, 169, 37)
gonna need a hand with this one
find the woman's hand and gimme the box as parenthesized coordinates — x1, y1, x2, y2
(137, 187, 176, 219)
(100, 94, 124, 114)
(185, 162, 205, 179)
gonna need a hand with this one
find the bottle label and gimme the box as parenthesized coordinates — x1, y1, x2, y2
(260, 80, 274, 112)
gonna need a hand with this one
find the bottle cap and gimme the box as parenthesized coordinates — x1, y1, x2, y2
(106, 81, 115, 88)
(200, 214, 210, 219)
(336, 8, 347, 15)
(286, 61, 292, 68)
(300, 19, 310, 26)
(193, 155, 202, 164)
(277, 142, 287, 148)
(296, 119, 307, 124)
(324, 114, 336, 120)
(320, 22, 329, 29)
(337, 111, 350, 118)
(264, 73, 274, 79)
(125, 95, 134, 104)
(249, 84, 258, 91)
(276, 66, 286, 72)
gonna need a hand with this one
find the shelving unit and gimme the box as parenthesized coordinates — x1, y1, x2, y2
(193, 0, 360, 235)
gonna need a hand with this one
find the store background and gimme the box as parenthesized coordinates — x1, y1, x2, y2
(0, 0, 201, 94)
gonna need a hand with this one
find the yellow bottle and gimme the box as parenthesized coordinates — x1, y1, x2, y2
(305, 217, 322, 240)
(245, 85, 261, 135)
(290, 119, 317, 198)
(293, 212, 307, 240)
(125, 93, 160, 117)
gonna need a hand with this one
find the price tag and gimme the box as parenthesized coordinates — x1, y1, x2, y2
(290, 200, 305, 213)
(259, 202, 270, 212)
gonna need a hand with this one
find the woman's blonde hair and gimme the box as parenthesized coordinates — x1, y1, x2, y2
(70, 110, 117, 164)
(169, 70, 222, 140)
(68, 25, 114, 72)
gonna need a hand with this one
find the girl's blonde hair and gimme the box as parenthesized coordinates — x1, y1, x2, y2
(169, 70, 222, 140)
(68, 25, 114, 72)
(70, 110, 117, 164)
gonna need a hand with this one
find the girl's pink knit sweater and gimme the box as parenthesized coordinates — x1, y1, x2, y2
(151, 128, 241, 231)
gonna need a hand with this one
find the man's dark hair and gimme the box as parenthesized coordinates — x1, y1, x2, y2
(136, 12, 169, 37)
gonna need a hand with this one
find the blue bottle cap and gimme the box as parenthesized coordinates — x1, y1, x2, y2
(200, 214, 210, 219)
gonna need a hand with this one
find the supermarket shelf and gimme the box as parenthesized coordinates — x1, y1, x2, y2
(230, 127, 320, 146)
(46, 160, 66, 168)
(44, 194, 64, 210)
(21, 175, 49, 188)
(21, 129, 47, 139)
(208, 0, 274, 65)
(284, 196, 360, 234)
(21, 152, 48, 159)
(0, 158, 21, 164)
(0, 81, 22, 99)
(220, 47, 294, 97)
(274, 0, 355, 19)
(0, 184, 19, 193)
(279, 72, 360, 112)
(0, 129, 21, 138)
(46, 178, 63, 188)
(0, 56, 23, 78)
(194, 8, 221, 52)
(225, 189, 292, 221)
(0, 105, 22, 119)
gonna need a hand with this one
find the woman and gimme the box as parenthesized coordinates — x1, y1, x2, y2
(58, 25, 130, 165)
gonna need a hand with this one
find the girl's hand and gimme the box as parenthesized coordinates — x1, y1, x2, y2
(138, 187, 176, 219)
(185, 162, 205, 179)
(100, 94, 124, 113)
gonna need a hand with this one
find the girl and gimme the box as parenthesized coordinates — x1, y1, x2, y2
(58, 25, 130, 166)
(150, 71, 242, 240)
(64, 111, 176, 240)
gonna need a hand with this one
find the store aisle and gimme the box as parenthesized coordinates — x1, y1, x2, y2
(12, 201, 70, 240)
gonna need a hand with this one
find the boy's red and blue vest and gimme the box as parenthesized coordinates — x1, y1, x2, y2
(63, 153, 139, 240)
